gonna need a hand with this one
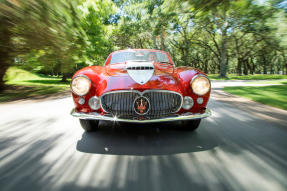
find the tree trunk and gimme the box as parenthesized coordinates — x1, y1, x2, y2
(152, 35, 158, 49)
(270, 64, 273, 74)
(0, 45, 10, 90)
(250, 58, 255, 75)
(180, 48, 188, 66)
(61, 74, 68, 82)
(282, 53, 287, 75)
(203, 61, 208, 74)
(243, 64, 248, 75)
(237, 58, 242, 76)
(0, 19, 12, 91)
(262, 54, 267, 74)
(219, 31, 227, 78)
(243, 60, 248, 75)
(0, 63, 9, 91)
(263, 65, 267, 74)
(160, 26, 165, 51)
(138, 39, 143, 49)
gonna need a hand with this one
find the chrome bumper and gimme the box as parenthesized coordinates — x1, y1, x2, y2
(71, 108, 211, 123)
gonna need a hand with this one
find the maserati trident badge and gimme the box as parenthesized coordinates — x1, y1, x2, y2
(134, 96, 150, 115)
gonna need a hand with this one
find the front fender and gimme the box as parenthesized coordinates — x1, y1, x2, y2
(175, 66, 211, 112)
(72, 66, 106, 113)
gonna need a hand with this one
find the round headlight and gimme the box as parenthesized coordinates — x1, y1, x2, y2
(191, 75, 211, 96)
(71, 75, 91, 96)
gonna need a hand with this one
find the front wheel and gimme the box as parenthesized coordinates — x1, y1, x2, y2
(180, 119, 201, 131)
(79, 119, 99, 132)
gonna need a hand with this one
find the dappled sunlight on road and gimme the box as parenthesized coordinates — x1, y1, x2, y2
(0, 95, 287, 191)
(211, 89, 287, 127)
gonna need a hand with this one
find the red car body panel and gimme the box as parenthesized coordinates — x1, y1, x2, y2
(71, 49, 211, 114)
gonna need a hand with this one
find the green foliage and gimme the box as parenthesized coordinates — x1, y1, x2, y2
(111, 0, 287, 76)
(1, 0, 287, 92)
(0, 0, 115, 85)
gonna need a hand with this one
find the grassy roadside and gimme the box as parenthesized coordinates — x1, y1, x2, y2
(209, 74, 287, 80)
(224, 85, 287, 110)
(244, 80, 287, 85)
(0, 67, 70, 102)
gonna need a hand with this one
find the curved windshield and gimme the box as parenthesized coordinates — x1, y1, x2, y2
(109, 50, 171, 65)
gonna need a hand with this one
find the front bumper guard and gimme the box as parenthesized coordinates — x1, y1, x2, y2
(71, 108, 211, 123)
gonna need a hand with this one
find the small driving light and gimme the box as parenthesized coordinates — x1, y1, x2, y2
(89, 96, 100, 110)
(197, 97, 203, 104)
(78, 97, 85, 105)
(182, 96, 194, 110)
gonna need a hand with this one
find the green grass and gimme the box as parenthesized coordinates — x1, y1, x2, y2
(209, 74, 287, 80)
(245, 80, 287, 85)
(4, 66, 41, 82)
(4, 67, 70, 87)
(208, 74, 231, 80)
(224, 85, 287, 110)
(0, 67, 70, 102)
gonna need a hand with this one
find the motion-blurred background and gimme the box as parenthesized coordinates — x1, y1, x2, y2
(0, 0, 286, 107)
(1, 2, 287, 191)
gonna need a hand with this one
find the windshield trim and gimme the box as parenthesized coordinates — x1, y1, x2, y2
(105, 49, 175, 66)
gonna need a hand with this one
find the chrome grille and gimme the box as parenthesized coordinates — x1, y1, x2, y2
(100, 90, 182, 116)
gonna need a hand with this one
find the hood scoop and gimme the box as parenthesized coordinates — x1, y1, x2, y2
(126, 61, 154, 85)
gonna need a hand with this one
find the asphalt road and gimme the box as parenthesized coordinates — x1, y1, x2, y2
(0, 89, 287, 191)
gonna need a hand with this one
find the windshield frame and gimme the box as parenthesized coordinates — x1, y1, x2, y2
(105, 49, 175, 66)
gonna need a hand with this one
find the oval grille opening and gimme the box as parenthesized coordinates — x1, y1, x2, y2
(100, 90, 182, 116)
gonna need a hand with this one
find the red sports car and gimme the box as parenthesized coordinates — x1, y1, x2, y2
(71, 49, 211, 131)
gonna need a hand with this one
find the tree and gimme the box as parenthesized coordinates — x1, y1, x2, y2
(0, 0, 116, 86)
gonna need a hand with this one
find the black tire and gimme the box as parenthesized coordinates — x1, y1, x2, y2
(79, 119, 99, 132)
(180, 119, 201, 131)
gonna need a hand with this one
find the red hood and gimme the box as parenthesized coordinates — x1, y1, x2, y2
(94, 63, 182, 94)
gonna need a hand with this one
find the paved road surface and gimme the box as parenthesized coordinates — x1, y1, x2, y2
(0, 89, 287, 191)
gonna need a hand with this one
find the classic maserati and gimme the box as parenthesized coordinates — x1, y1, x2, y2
(71, 49, 211, 131)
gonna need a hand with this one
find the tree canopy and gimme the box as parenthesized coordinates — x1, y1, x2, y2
(0, 0, 286, 89)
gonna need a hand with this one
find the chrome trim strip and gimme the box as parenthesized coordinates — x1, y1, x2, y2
(70, 75, 92, 96)
(71, 108, 211, 123)
(100, 90, 183, 114)
(190, 74, 211, 96)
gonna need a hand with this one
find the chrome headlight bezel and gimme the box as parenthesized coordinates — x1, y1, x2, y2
(71, 75, 91, 96)
(190, 74, 211, 96)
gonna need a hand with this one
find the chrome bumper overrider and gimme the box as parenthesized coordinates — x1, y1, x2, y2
(71, 108, 211, 123)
